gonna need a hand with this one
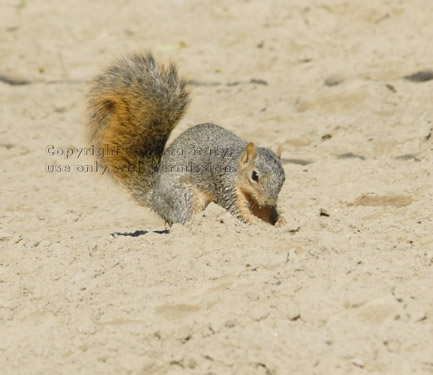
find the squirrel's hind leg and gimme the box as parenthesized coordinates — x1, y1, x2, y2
(152, 178, 213, 225)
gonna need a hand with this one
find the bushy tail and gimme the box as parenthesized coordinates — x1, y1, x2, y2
(86, 52, 190, 204)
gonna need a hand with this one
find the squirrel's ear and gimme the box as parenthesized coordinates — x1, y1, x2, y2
(276, 144, 283, 159)
(241, 142, 257, 164)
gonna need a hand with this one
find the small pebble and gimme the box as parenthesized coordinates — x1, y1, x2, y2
(403, 70, 433, 82)
(286, 305, 301, 321)
(352, 358, 364, 368)
(320, 208, 330, 217)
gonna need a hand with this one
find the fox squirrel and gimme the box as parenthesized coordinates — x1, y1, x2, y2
(86, 52, 285, 225)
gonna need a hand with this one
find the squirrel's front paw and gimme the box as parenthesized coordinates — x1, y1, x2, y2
(240, 215, 259, 225)
(274, 214, 286, 227)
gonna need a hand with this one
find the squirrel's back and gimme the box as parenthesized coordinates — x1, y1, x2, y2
(86, 52, 190, 204)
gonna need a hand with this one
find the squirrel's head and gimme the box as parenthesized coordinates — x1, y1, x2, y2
(238, 142, 285, 208)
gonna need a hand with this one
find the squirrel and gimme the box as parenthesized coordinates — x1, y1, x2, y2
(86, 52, 285, 226)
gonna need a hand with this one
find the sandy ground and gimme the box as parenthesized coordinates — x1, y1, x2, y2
(1, 0, 433, 374)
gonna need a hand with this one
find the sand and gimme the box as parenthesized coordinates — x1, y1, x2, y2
(1, 0, 433, 374)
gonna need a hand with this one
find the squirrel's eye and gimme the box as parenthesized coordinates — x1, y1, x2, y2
(251, 171, 259, 182)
